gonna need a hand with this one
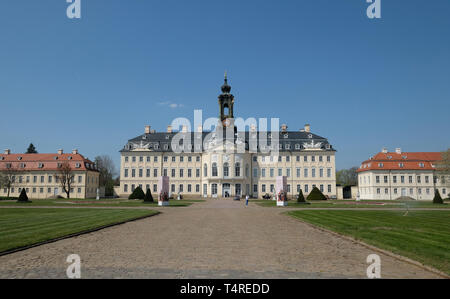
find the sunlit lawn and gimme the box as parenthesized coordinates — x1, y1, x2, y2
(289, 210, 450, 275)
(0, 208, 158, 253)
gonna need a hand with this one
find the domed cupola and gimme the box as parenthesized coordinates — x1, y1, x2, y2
(221, 72, 231, 94)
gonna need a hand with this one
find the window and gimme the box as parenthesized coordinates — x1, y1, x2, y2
(146, 169, 151, 177)
(311, 168, 316, 178)
(278, 168, 282, 176)
(327, 156, 331, 162)
(203, 184, 207, 196)
(147, 156, 150, 162)
(296, 168, 301, 178)
(212, 163, 218, 177)
(304, 185, 309, 193)
(131, 169, 136, 178)
(304, 168, 308, 178)
(384, 176, 388, 183)
(327, 168, 331, 178)
(78, 176, 82, 183)
(125, 157, 129, 162)
(188, 184, 192, 192)
(171, 169, 176, 177)
(223, 163, 229, 177)
(153, 185, 157, 192)
(235, 163, 241, 177)
(179, 184, 184, 192)
(132, 157, 136, 163)
(401, 176, 405, 183)
(171, 184, 175, 193)
(195, 184, 200, 193)
(154, 156, 158, 162)
(40, 176, 45, 183)
(385, 188, 388, 194)
(319, 168, 323, 178)
(154, 169, 158, 177)
(286, 156, 290, 162)
(376, 176, 380, 184)
(296, 156, 300, 162)
(425, 176, 429, 183)
(311, 156, 315, 162)
(179, 169, 184, 178)
(393, 176, 397, 184)
(253, 156, 257, 162)
(164, 157, 168, 162)
(270, 168, 274, 178)
(409, 176, 413, 183)
(320, 185, 324, 192)
(253, 168, 258, 178)
(139, 156, 143, 162)
(172, 157, 176, 162)
(328, 185, 332, 193)
(262, 168, 266, 178)
(187, 169, 192, 178)
(262, 184, 266, 193)
(286, 169, 291, 177)
(304, 156, 307, 162)
(180, 156, 184, 162)
(212, 184, 218, 195)
(139, 169, 143, 178)
(377, 188, 380, 194)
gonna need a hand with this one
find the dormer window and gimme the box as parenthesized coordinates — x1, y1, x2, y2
(57, 163, 62, 168)
(419, 163, 425, 168)
(387, 155, 392, 159)
(0, 157, 4, 160)
(17, 157, 22, 161)
(285, 144, 291, 149)
(38, 163, 44, 168)
(19, 163, 25, 168)
(295, 144, 301, 150)
(402, 155, 408, 159)
(75, 163, 81, 168)
(399, 163, 404, 168)
(308, 134, 313, 139)
(326, 144, 331, 149)
(54, 156, 58, 160)
(283, 134, 288, 139)
(378, 163, 384, 168)
(68, 156, 72, 160)
(165, 135, 170, 139)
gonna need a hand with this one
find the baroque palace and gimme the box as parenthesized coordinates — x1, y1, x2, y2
(119, 76, 337, 199)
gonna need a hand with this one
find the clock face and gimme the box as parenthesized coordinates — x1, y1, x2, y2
(222, 119, 231, 127)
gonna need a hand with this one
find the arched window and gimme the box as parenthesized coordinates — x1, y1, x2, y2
(212, 162, 218, 177)
(223, 162, 229, 177)
(235, 162, 241, 177)
(203, 163, 208, 177)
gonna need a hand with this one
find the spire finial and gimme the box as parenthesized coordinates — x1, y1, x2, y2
(224, 70, 228, 82)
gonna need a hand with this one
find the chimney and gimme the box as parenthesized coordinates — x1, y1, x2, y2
(57, 149, 63, 155)
(72, 149, 78, 155)
(167, 125, 173, 133)
(304, 124, 311, 133)
(395, 148, 402, 154)
(145, 125, 151, 134)
(4, 149, 10, 155)
(281, 124, 288, 133)
(181, 125, 188, 133)
(197, 125, 203, 133)
(382, 147, 388, 154)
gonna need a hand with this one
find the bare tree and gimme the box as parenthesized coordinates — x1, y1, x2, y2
(436, 149, 450, 175)
(56, 161, 74, 199)
(94, 155, 117, 196)
(1, 163, 19, 198)
(336, 167, 359, 186)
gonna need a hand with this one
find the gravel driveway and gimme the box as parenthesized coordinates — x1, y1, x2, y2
(0, 199, 442, 278)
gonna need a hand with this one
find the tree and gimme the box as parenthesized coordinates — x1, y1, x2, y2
(129, 186, 145, 200)
(55, 162, 74, 199)
(436, 149, 450, 175)
(94, 155, 117, 197)
(297, 189, 306, 203)
(336, 167, 359, 186)
(144, 189, 154, 203)
(307, 187, 327, 201)
(1, 164, 19, 198)
(18, 188, 30, 203)
(26, 143, 38, 154)
(433, 189, 444, 204)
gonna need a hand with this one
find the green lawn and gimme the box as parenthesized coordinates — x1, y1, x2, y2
(253, 199, 450, 209)
(0, 198, 203, 208)
(0, 208, 158, 253)
(288, 210, 450, 275)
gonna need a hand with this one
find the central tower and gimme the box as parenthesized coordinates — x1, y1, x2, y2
(218, 72, 235, 125)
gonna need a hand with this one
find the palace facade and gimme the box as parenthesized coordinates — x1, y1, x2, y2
(119, 76, 337, 199)
(0, 149, 99, 199)
(357, 148, 449, 200)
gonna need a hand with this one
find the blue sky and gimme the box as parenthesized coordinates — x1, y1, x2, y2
(0, 0, 449, 172)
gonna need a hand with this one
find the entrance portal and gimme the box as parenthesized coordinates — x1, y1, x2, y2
(223, 183, 231, 197)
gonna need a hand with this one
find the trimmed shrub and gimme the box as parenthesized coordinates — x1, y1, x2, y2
(128, 186, 145, 200)
(307, 187, 327, 201)
(433, 189, 444, 204)
(17, 189, 31, 203)
(297, 190, 306, 203)
(144, 189, 154, 203)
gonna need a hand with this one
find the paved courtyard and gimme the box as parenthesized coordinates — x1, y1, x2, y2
(0, 199, 442, 278)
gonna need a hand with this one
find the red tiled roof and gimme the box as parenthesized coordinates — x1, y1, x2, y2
(0, 153, 98, 172)
(357, 152, 442, 173)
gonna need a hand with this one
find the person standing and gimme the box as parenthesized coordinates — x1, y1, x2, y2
(245, 195, 249, 206)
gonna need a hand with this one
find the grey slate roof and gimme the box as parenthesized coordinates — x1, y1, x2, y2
(120, 130, 335, 153)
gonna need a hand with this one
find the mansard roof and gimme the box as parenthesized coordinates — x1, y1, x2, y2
(120, 130, 335, 153)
